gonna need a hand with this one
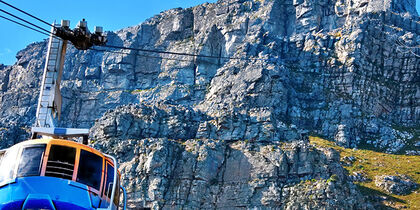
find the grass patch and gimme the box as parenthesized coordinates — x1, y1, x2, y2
(310, 136, 420, 209)
(131, 87, 155, 94)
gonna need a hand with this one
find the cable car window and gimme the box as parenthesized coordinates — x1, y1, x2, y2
(0, 150, 5, 161)
(45, 145, 76, 180)
(17, 144, 46, 177)
(104, 163, 120, 207)
(104, 163, 114, 199)
(77, 150, 103, 190)
(0, 146, 19, 183)
(113, 175, 120, 206)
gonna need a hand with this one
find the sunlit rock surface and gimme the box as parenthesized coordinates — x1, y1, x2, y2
(0, 0, 419, 208)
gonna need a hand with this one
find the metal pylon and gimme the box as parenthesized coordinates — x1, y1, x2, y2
(35, 23, 67, 128)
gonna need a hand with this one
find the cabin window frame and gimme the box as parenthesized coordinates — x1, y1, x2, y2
(102, 161, 121, 207)
(113, 174, 120, 206)
(16, 144, 47, 177)
(43, 144, 77, 180)
(103, 162, 114, 200)
(76, 148, 104, 194)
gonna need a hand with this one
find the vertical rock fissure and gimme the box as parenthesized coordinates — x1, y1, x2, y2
(132, 47, 139, 87)
(73, 95, 83, 127)
(182, 152, 199, 209)
(213, 143, 229, 209)
(1, 68, 10, 92)
(161, 143, 182, 209)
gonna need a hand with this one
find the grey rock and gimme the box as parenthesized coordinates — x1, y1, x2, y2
(1, 0, 419, 208)
(406, 150, 420, 155)
(87, 104, 373, 209)
(92, 113, 370, 209)
(335, 124, 350, 147)
(375, 174, 419, 195)
(341, 155, 356, 166)
(349, 172, 371, 182)
(0, 0, 418, 154)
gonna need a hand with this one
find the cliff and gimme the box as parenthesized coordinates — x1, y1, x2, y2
(91, 104, 372, 209)
(0, 0, 419, 208)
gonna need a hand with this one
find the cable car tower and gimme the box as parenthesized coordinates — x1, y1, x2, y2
(31, 19, 106, 143)
(0, 19, 127, 210)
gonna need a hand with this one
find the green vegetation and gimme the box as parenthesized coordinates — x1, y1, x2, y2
(327, 174, 338, 183)
(131, 87, 155, 94)
(329, 30, 342, 38)
(310, 136, 420, 209)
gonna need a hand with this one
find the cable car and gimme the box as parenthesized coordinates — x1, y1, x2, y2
(0, 138, 127, 210)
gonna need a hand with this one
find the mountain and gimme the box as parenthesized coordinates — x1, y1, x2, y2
(0, 0, 419, 209)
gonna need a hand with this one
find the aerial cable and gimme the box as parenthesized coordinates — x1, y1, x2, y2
(2, 13, 283, 65)
(101, 44, 269, 61)
(0, 8, 52, 35)
(90, 48, 197, 62)
(0, 1, 269, 62)
(0, 14, 52, 37)
(0, 15, 196, 63)
(95, 45, 276, 63)
(0, 0, 56, 29)
(0, 12, 61, 40)
(0, 2, 281, 64)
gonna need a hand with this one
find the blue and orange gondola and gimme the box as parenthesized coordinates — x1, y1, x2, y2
(0, 138, 127, 210)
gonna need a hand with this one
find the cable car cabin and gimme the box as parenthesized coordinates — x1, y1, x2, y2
(0, 139, 127, 210)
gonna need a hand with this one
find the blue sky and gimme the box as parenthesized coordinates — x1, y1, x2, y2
(0, 0, 216, 65)
(0, 0, 419, 65)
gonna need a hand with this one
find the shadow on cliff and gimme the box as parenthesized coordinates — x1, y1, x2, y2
(357, 185, 406, 209)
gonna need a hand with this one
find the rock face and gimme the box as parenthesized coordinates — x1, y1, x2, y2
(0, 0, 419, 208)
(0, 0, 418, 153)
(91, 104, 371, 209)
(375, 174, 418, 195)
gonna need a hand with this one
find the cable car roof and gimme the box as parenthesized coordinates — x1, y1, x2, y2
(11, 138, 111, 164)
